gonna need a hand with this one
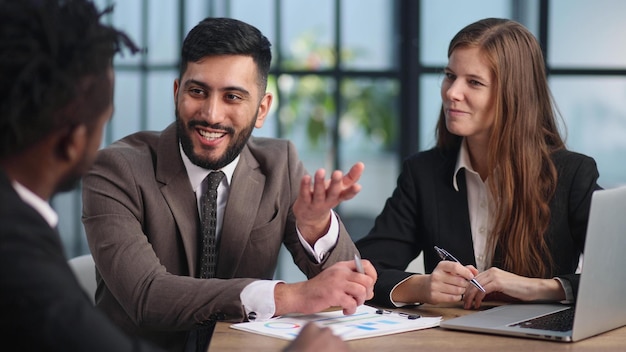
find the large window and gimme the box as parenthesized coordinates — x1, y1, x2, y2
(55, 0, 626, 282)
(548, 0, 626, 188)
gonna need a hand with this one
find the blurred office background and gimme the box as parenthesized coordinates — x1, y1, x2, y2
(55, 0, 626, 282)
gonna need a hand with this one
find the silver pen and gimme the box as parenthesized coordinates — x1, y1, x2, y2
(434, 246, 486, 293)
(354, 253, 365, 274)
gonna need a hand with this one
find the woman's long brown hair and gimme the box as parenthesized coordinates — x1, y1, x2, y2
(436, 18, 566, 278)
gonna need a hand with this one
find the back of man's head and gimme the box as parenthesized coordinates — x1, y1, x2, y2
(0, 0, 138, 159)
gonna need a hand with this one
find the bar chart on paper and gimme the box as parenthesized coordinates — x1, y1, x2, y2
(231, 305, 441, 341)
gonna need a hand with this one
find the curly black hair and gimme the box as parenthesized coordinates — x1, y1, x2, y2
(0, 0, 139, 158)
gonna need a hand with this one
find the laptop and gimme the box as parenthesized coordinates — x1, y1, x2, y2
(440, 186, 626, 342)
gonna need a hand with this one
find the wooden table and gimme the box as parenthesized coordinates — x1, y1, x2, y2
(209, 304, 626, 352)
(208, 303, 626, 351)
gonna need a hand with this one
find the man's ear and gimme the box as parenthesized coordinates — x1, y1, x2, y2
(55, 124, 88, 164)
(174, 78, 180, 104)
(255, 92, 273, 129)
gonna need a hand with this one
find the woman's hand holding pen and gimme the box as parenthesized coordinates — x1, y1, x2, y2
(427, 261, 480, 303)
(391, 260, 479, 305)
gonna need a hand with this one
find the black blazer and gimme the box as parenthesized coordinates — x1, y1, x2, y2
(356, 147, 601, 307)
(0, 171, 162, 351)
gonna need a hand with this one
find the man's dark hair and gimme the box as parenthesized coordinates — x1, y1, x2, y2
(180, 17, 272, 91)
(0, 0, 139, 158)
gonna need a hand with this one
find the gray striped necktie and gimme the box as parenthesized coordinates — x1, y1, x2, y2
(199, 171, 224, 279)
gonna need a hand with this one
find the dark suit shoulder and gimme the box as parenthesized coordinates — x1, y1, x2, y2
(404, 147, 457, 165)
(401, 147, 459, 182)
(0, 173, 59, 248)
(551, 149, 597, 168)
(551, 149, 599, 184)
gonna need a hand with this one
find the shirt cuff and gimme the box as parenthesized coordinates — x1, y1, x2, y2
(389, 274, 422, 307)
(296, 210, 339, 263)
(554, 277, 575, 304)
(240, 280, 284, 321)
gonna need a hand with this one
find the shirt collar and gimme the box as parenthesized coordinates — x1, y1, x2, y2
(179, 143, 239, 193)
(11, 180, 58, 228)
(453, 138, 475, 191)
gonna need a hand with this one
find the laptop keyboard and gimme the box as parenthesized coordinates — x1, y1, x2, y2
(510, 308, 574, 332)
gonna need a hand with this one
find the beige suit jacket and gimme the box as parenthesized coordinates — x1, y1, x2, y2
(82, 123, 357, 351)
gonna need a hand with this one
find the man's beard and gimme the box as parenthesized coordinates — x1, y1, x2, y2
(176, 106, 257, 170)
(55, 153, 92, 194)
(55, 172, 82, 193)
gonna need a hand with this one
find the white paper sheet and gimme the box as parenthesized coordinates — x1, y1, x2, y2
(230, 305, 441, 341)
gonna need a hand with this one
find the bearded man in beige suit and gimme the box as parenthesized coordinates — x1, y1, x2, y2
(82, 17, 375, 352)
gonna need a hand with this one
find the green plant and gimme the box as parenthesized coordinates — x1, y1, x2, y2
(277, 29, 397, 151)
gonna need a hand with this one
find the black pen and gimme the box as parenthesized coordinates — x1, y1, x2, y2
(434, 246, 486, 293)
(375, 309, 421, 320)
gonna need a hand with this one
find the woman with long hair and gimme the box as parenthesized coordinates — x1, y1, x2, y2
(357, 18, 601, 309)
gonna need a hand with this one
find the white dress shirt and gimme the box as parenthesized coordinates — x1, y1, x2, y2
(180, 145, 340, 320)
(12, 180, 58, 228)
(453, 139, 494, 272)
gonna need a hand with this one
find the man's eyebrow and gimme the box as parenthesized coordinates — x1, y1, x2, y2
(183, 79, 209, 90)
(183, 79, 251, 96)
(221, 85, 251, 96)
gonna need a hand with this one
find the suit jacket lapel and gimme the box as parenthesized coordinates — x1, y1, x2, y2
(217, 145, 265, 278)
(155, 123, 200, 275)
(434, 148, 477, 267)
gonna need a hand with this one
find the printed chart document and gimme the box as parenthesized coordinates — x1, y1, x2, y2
(231, 305, 441, 341)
